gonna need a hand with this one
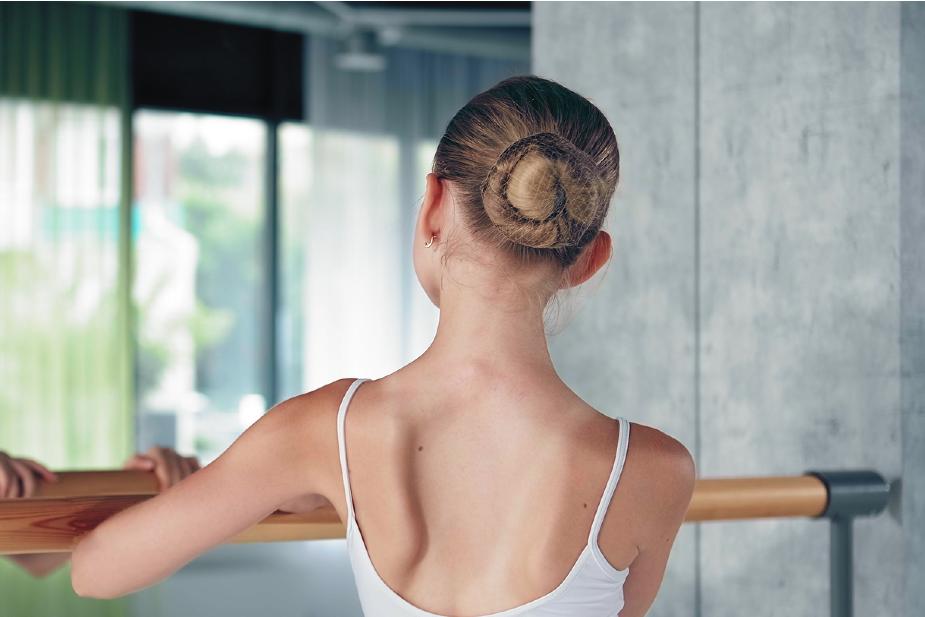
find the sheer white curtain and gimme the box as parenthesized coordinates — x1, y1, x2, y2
(0, 5, 132, 617)
(282, 36, 527, 394)
(0, 4, 131, 472)
(0, 100, 126, 466)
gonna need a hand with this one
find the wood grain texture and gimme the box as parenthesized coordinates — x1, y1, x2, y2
(34, 471, 159, 498)
(0, 495, 345, 555)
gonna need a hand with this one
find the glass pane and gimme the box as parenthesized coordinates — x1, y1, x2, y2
(0, 98, 129, 469)
(279, 124, 403, 393)
(133, 110, 266, 462)
(277, 123, 313, 400)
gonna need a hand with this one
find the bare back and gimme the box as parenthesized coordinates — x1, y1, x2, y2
(320, 368, 671, 616)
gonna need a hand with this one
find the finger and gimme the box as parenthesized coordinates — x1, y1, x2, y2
(147, 447, 171, 491)
(0, 459, 12, 497)
(149, 446, 184, 490)
(18, 458, 57, 482)
(164, 450, 182, 488)
(123, 455, 155, 471)
(176, 456, 192, 481)
(186, 456, 201, 473)
(1, 472, 17, 498)
(6, 477, 21, 499)
(10, 459, 36, 498)
(2, 458, 22, 498)
(5, 464, 23, 498)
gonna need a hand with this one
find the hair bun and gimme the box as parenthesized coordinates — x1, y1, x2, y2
(480, 132, 609, 250)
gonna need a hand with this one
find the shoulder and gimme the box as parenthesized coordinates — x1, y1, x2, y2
(269, 378, 358, 423)
(623, 422, 696, 542)
(251, 378, 357, 439)
(232, 378, 360, 495)
(627, 423, 695, 478)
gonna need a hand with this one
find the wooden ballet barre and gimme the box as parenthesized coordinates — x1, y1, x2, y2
(36, 470, 830, 518)
(0, 470, 344, 555)
(0, 471, 839, 555)
(0, 495, 344, 555)
(33, 470, 160, 498)
(688, 475, 827, 521)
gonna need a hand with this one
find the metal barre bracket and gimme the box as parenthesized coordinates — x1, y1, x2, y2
(804, 470, 891, 617)
(805, 469, 891, 519)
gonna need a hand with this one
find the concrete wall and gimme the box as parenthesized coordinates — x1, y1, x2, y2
(536, 3, 923, 616)
(900, 4, 925, 614)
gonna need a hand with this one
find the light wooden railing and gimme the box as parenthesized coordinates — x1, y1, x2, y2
(0, 470, 831, 555)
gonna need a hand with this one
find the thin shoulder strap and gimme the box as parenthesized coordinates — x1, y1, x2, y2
(588, 416, 631, 545)
(337, 377, 370, 524)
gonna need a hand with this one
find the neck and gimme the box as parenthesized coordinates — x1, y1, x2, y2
(420, 270, 560, 382)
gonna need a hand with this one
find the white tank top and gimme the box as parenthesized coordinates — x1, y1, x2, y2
(337, 377, 632, 617)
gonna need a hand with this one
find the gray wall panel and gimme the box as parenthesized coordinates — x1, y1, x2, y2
(698, 3, 902, 617)
(535, 2, 917, 616)
(901, 3, 925, 615)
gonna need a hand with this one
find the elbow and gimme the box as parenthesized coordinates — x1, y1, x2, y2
(71, 574, 107, 600)
(72, 565, 119, 600)
(70, 550, 100, 598)
(71, 535, 121, 599)
(71, 568, 97, 599)
(73, 585, 121, 601)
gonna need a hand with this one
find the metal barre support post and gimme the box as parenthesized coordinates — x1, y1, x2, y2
(830, 516, 853, 617)
(805, 470, 891, 617)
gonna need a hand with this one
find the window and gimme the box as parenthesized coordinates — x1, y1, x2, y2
(133, 110, 267, 462)
(132, 120, 442, 460)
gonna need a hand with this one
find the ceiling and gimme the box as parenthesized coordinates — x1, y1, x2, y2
(111, 1, 532, 62)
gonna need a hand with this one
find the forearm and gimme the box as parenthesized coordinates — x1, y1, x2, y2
(70, 387, 334, 599)
(7, 553, 72, 578)
(71, 435, 300, 597)
(71, 468, 277, 598)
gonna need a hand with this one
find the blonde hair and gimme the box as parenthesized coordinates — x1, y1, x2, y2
(433, 75, 620, 270)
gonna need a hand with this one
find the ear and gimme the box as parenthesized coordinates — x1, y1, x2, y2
(418, 172, 447, 240)
(561, 230, 613, 289)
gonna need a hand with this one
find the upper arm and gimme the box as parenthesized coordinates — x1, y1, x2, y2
(619, 427, 696, 617)
(71, 378, 354, 599)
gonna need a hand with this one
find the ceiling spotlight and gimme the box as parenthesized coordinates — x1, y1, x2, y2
(377, 26, 404, 47)
(334, 31, 386, 72)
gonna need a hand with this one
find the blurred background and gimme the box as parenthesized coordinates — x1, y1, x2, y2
(0, 2, 922, 617)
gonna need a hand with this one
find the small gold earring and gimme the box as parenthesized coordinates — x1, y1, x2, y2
(424, 234, 435, 248)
